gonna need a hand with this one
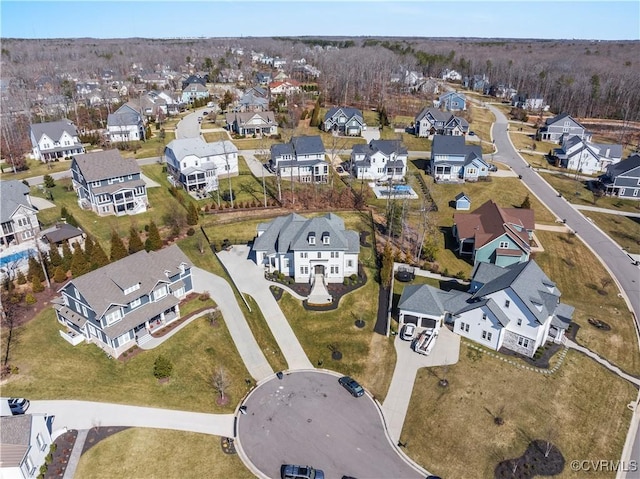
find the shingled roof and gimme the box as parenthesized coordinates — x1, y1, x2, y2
(72, 150, 141, 182)
(31, 119, 79, 143)
(0, 180, 34, 223)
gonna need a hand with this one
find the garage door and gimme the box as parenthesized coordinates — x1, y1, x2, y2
(403, 315, 419, 325)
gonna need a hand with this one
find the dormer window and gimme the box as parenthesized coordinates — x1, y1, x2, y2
(505, 300, 510, 308)
(308, 233, 316, 245)
(322, 234, 330, 245)
(124, 283, 140, 295)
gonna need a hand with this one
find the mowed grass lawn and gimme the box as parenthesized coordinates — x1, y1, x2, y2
(583, 211, 640, 254)
(402, 348, 636, 479)
(74, 428, 253, 479)
(0, 306, 251, 414)
(534, 230, 640, 376)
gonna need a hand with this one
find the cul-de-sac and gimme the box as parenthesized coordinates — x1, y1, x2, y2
(1, 14, 639, 479)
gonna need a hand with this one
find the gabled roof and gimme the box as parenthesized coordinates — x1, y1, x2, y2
(432, 135, 466, 155)
(40, 223, 84, 244)
(439, 91, 466, 101)
(454, 200, 534, 250)
(165, 138, 238, 162)
(0, 180, 35, 223)
(415, 107, 450, 123)
(398, 283, 472, 318)
(253, 213, 359, 255)
(226, 111, 275, 125)
(0, 414, 32, 467)
(72, 150, 141, 182)
(291, 135, 325, 155)
(607, 153, 640, 177)
(60, 245, 191, 319)
(354, 139, 407, 158)
(470, 260, 566, 325)
(544, 112, 586, 131)
(324, 106, 363, 122)
(107, 104, 142, 127)
(455, 192, 470, 201)
(31, 119, 78, 142)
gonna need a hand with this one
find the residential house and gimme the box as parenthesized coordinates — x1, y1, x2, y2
(464, 74, 490, 93)
(430, 135, 489, 182)
(322, 107, 366, 136)
(599, 153, 640, 199)
(412, 78, 440, 95)
(107, 104, 145, 143)
(350, 140, 408, 181)
(256, 72, 273, 85)
(217, 69, 244, 84)
(0, 413, 54, 479)
(537, 113, 591, 143)
(181, 82, 209, 104)
(54, 245, 193, 358)
(441, 69, 462, 82)
(455, 192, 471, 210)
(237, 88, 269, 112)
(269, 80, 301, 96)
(270, 136, 328, 183)
(181, 75, 206, 91)
(225, 111, 277, 137)
(70, 150, 148, 216)
(414, 107, 469, 138)
(435, 91, 467, 111)
(397, 260, 573, 357)
(40, 223, 85, 250)
(453, 199, 534, 266)
(273, 71, 289, 82)
(164, 138, 239, 193)
(511, 94, 545, 111)
(553, 136, 622, 175)
(252, 212, 360, 284)
(30, 119, 84, 162)
(488, 84, 518, 101)
(0, 180, 40, 248)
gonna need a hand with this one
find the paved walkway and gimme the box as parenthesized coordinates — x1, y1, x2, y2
(564, 339, 640, 386)
(30, 196, 56, 210)
(30, 400, 235, 436)
(573, 204, 640, 218)
(62, 429, 87, 479)
(191, 266, 273, 381)
(382, 328, 460, 442)
(217, 246, 314, 370)
(534, 223, 571, 233)
(138, 308, 216, 350)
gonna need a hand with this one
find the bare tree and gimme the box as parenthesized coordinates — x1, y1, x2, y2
(212, 366, 231, 402)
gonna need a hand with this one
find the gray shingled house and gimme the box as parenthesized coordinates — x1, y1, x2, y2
(270, 136, 328, 183)
(536, 113, 591, 144)
(54, 245, 193, 358)
(107, 104, 145, 143)
(414, 107, 469, 138)
(252, 213, 359, 284)
(599, 153, 640, 199)
(0, 180, 40, 247)
(70, 150, 148, 216)
(322, 107, 366, 136)
(430, 135, 489, 182)
(30, 119, 84, 162)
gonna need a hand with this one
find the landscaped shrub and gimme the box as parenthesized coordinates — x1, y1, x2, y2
(187, 227, 195, 236)
(350, 274, 358, 282)
(455, 271, 466, 280)
(199, 291, 211, 301)
(25, 293, 36, 305)
(153, 355, 173, 379)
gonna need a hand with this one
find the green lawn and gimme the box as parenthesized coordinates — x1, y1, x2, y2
(0, 302, 251, 414)
(582, 211, 640, 254)
(1, 157, 72, 181)
(74, 428, 253, 479)
(402, 348, 636, 479)
(243, 294, 289, 372)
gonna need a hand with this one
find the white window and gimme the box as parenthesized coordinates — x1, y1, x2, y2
(25, 457, 35, 475)
(300, 252, 308, 259)
(517, 337, 530, 348)
(105, 309, 122, 325)
(74, 288, 80, 299)
(154, 286, 168, 300)
(82, 305, 87, 316)
(130, 298, 142, 309)
(347, 260, 353, 268)
(482, 313, 487, 320)
(634, 189, 639, 197)
(620, 188, 626, 196)
(499, 241, 509, 248)
(505, 300, 510, 308)
(517, 318, 522, 326)
(124, 284, 140, 295)
(317, 252, 321, 258)
(283, 259, 289, 268)
(482, 330, 492, 341)
(36, 433, 46, 451)
(459, 322, 469, 333)
(21, 230, 34, 240)
(308, 235, 316, 245)
(322, 235, 330, 245)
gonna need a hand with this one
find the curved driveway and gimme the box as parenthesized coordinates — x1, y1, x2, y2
(488, 104, 640, 320)
(236, 370, 427, 479)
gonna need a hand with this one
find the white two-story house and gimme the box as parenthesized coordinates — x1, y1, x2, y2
(70, 150, 148, 216)
(30, 119, 84, 162)
(252, 213, 360, 284)
(350, 139, 408, 181)
(0, 412, 54, 479)
(54, 245, 193, 358)
(553, 135, 622, 175)
(164, 138, 239, 193)
(270, 136, 328, 183)
(0, 180, 40, 248)
(107, 104, 145, 143)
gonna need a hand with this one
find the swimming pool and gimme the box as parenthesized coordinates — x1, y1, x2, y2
(0, 249, 35, 268)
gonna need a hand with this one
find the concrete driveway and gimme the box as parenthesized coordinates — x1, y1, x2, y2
(241, 149, 274, 178)
(191, 266, 273, 381)
(216, 246, 313, 370)
(236, 370, 427, 479)
(29, 400, 235, 437)
(362, 126, 381, 142)
(383, 327, 460, 442)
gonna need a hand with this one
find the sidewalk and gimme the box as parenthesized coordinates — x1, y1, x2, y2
(573, 204, 640, 218)
(138, 308, 216, 350)
(62, 429, 87, 479)
(564, 339, 640, 386)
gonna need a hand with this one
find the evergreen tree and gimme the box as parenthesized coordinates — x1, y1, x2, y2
(521, 194, 531, 209)
(186, 202, 199, 226)
(91, 241, 110, 270)
(83, 235, 95, 264)
(109, 230, 128, 262)
(27, 256, 44, 282)
(145, 221, 163, 251)
(71, 244, 90, 277)
(310, 99, 321, 127)
(31, 274, 44, 293)
(16, 271, 27, 285)
(48, 245, 63, 268)
(53, 266, 67, 283)
(61, 242, 73, 272)
(128, 226, 144, 254)
(380, 243, 394, 289)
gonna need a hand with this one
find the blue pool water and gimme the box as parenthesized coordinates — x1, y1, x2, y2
(0, 249, 35, 268)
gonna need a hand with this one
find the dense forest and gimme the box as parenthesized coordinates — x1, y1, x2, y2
(1, 36, 638, 122)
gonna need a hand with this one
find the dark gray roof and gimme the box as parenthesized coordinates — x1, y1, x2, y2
(415, 107, 449, 123)
(0, 180, 34, 223)
(455, 192, 469, 201)
(31, 119, 78, 142)
(464, 145, 485, 165)
(107, 104, 142, 127)
(324, 107, 363, 122)
(253, 213, 358, 255)
(551, 303, 574, 329)
(291, 135, 325, 155)
(432, 135, 466, 155)
(608, 153, 640, 177)
(367, 139, 408, 156)
(592, 142, 623, 159)
(72, 150, 141, 182)
(271, 143, 294, 158)
(61, 245, 191, 319)
(40, 223, 84, 244)
(398, 284, 447, 316)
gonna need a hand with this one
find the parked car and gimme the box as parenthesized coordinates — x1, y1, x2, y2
(281, 464, 324, 479)
(8, 398, 30, 415)
(197, 116, 203, 123)
(469, 131, 476, 136)
(488, 164, 498, 172)
(338, 376, 364, 397)
(400, 323, 416, 341)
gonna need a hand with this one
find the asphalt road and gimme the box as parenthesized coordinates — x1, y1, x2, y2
(237, 370, 427, 479)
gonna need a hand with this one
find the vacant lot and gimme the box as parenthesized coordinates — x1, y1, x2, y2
(583, 211, 640, 255)
(402, 347, 636, 479)
(75, 428, 252, 479)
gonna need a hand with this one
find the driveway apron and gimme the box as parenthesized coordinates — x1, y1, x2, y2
(191, 267, 273, 381)
(217, 246, 314, 370)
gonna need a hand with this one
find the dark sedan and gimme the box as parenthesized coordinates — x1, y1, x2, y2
(338, 376, 364, 398)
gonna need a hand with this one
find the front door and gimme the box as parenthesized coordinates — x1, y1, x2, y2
(314, 264, 324, 275)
